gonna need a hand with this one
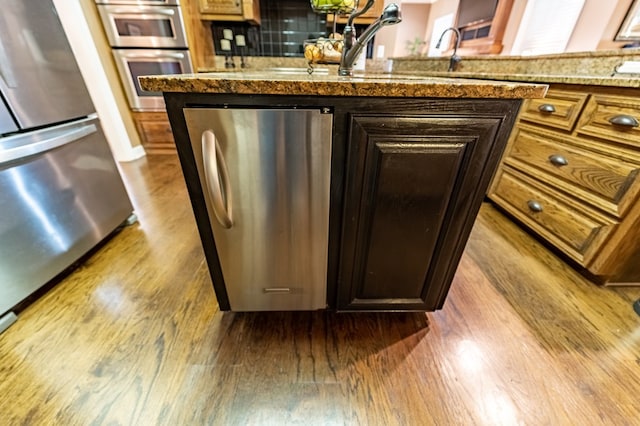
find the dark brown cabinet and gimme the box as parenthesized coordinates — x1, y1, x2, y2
(338, 114, 506, 311)
(162, 94, 520, 312)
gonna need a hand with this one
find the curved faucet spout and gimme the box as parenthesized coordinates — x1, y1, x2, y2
(338, 3, 402, 77)
(435, 27, 461, 72)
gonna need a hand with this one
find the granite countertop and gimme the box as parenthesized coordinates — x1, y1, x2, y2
(395, 71, 640, 88)
(391, 49, 640, 88)
(139, 70, 547, 99)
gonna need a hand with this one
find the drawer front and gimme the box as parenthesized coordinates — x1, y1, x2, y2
(505, 125, 640, 218)
(577, 94, 640, 149)
(490, 168, 614, 264)
(520, 89, 589, 131)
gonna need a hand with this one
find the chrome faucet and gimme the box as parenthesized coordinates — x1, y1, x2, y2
(435, 27, 461, 72)
(338, 2, 402, 77)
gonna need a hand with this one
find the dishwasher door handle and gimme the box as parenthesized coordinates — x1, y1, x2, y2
(202, 130, 233, 229)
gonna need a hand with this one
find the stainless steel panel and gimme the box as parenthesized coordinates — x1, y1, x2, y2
(0, 96, 18, 135)
(184, 108, 333, 311)
(0, 117, 133, 317)
(0, 0, 95, 130)
(97, 4, 188, 48)
(113, 49, 192, 111)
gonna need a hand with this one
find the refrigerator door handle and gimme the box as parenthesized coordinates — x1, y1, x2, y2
(202, 130, 233, 229)
(0, 124, 97, 165)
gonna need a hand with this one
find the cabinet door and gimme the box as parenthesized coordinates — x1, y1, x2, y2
(338, 114, 503, 311)
(199, 0, 242, 15)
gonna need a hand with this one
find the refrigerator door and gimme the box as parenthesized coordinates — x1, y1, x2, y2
(0, 116, 133, 317)
(184, 108, 333, 311)
(0, 0, 95, 130)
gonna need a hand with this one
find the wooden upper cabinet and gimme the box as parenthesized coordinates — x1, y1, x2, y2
(199, 0, 242, 15)
(198, 0, 260, 24)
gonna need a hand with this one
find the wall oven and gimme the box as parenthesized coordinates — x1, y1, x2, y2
(96, 0, 192, 111)
(113, 49, 192, 111)
(97, 0, 188, 49)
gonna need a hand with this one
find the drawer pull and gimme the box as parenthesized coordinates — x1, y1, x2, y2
(527, 200, 543, 213)
(608, 114, 639, 128)
(538, 104, 556, 114)
(548, 154, 568, 166)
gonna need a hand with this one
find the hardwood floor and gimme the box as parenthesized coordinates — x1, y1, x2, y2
(1, 154, 639, 425)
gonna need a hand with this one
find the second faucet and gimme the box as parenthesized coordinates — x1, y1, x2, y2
(435, 27, 461, 72)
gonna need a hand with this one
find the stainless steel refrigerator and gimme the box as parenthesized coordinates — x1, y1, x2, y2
(0, 0, 134, 333)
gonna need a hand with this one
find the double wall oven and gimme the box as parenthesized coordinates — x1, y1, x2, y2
(96, 0, 192, 111)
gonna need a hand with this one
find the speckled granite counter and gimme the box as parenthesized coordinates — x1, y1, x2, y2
(397, 71, 640, 88)
(139, 70, 547, 99)
(392, 49, 640, 88)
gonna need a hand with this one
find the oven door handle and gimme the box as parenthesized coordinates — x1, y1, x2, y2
(117, 51, 188, 60)
(110, 7, 176, 16)
(0, 124, 97, 165)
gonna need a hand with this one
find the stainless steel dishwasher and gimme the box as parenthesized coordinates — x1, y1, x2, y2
(184, 108, 332, 311)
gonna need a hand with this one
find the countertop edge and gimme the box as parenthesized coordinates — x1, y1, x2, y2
(139, 73, 548, 99)
(397, 71, 640, 88)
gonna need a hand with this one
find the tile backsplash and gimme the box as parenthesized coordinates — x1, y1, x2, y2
(211, 0, 328, 58)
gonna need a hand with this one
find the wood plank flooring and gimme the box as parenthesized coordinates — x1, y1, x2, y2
(1, 154, 639, 425)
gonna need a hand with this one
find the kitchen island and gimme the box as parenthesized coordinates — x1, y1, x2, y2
(140, 71, 546, 312)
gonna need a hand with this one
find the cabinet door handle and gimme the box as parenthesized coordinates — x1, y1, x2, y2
(202, 130, 233, 229)
(608, 114, 639, 128)
(538, 104, 556, 113)
(527, 200, 543, 213)
(548, 154, 568, 166)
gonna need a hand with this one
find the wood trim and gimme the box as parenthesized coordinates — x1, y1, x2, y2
(131, 111, 176, 155)
(182, 0, 216, 70)
(199, 0, 260, 24)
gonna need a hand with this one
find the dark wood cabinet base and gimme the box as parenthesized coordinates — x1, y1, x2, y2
(163, 93, 521, 311)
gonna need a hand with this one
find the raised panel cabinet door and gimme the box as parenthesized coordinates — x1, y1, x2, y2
(199, 0, 242, 15)
(338, 114, 503, 311)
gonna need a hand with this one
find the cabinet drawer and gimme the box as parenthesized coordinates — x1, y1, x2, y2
(132, 111, 175, 155)
(520, 89, 589, 131)
(504, 125, 640, 218)
(490, 168, 615, 264)
(577, 94, 640, 149)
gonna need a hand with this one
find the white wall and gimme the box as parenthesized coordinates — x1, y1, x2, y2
(52, 0, 145, 162)
(396, 3, 432, 56)
(421, 0, 460, 51)
(374, 0, 436, 58)
(566, 0, 622, 52)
